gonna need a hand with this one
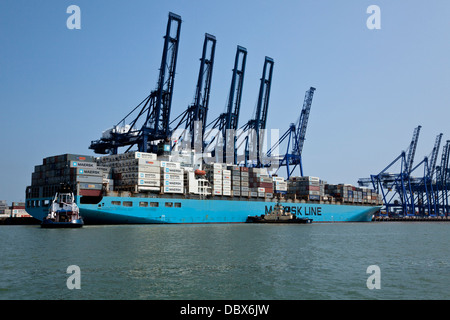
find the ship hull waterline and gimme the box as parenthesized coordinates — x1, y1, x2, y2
(27, 196, 381, 225)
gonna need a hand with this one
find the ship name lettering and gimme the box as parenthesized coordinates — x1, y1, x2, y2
(304, 207, 322, 216)
(265, 205, 322, 216)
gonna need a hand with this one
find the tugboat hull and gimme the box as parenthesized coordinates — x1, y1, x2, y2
(246, 216, 312, 224)
(41, 218, 84, 228)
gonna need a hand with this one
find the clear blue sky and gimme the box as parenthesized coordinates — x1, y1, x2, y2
(1, 0, 450, 202)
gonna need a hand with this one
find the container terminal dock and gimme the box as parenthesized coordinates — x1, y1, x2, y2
(12, 12, 450, 223)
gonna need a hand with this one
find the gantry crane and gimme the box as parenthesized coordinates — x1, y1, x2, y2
(170, 33, 216, 151)
(266, 87, 316, 178)
(436, 140, 450, 215)
(89, 12, 182, 154)
(358, 125, 422, 215)
(203, 46, 247, 163)
(238, 56, 274, 167)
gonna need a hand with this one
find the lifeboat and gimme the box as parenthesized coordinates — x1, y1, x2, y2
(194, 169, 206, 176)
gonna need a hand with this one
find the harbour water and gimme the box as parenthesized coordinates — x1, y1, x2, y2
(1, 222, 449, 300)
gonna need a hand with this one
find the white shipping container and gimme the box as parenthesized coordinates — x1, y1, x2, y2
(222, 185, 231, 191)
(138, 186, 160, 192)
(258, 192, 265, 197)
(222, 180, 231, 186)
(137, 179, 160, 186)
(162, 173, 183, 180)
(160, 161, 180, 169)
(138, 159, 160, 167)
(120, 159, 160, 167)
(162, 180, 184, 187)
(257, 187, 265, 193)
(132, 152, 157, 160)
(213, 174, 222, 180)
(222, 169, 231, 175)
(250, 192, 258, 197)
(164, 186, 184, 193)
(161, 167, 184, 174)
(77, 168, 102, 176)
(233, 190, 241, 196)
(223, 190, 231, 196)
(138, 172, 160, 180)
(213, 190, 222, 195)
(241, 186, 249, 192)
(272, 177, 285, 182)
(70, 161, 97, 169)
(223, 175, 231, 180)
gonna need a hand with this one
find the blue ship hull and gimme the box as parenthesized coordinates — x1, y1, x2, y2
(26, 196, 381, 224)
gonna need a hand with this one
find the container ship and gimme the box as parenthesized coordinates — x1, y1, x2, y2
(25, 152, 382, 224)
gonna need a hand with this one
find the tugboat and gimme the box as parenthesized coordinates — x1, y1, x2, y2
(246, 201, 313, 224)
(41, 184, 84, 228)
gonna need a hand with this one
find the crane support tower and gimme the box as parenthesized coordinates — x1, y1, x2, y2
(170, 33, 217, 151)
(204, 46, 247, 164)
(239, 56, 274, 167)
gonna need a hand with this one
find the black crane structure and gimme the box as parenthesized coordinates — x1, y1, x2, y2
(204, 45, 247, 164)
(89, 12, 317, 178)
(170, 33, 216, 152)
(89, 12, 182, 155)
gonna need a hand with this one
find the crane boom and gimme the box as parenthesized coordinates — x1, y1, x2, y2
(203, 46, 247, 163)
(428, 133, 443, 179)
(293, 87, 316, 157)
(265, 87, 316, 178)
(405, 125, 421, 174)
(242, 56, 274, 167)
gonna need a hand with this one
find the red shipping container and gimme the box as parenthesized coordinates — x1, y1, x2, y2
(79, 189, 102, 197)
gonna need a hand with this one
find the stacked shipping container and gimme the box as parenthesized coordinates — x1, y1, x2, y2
(205, 163, 223, 196)
(272, 176, 287, 194)
(26, 152, 382, 205)
(29, 154, 103, 198)
(98, 152, 184, 194)
(248, 168, 273, 198)
(287, 176, 322, 201)
(325, 184, 381, 204)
